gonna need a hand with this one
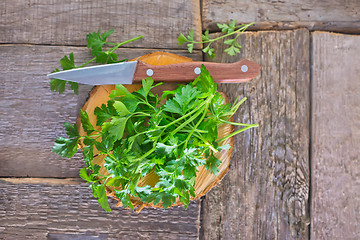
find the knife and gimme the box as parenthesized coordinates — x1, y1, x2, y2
(47, 59, 260, 85)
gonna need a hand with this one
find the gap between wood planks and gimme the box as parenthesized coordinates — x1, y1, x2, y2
(0, 42, 204, 52)
(205, 22, 360, 35)
(308, 31, 314, 240)
(204, 26, 360, 36)
(0, 177, 83, 185)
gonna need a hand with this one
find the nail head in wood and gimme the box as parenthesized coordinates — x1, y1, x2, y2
(146, 69, 154, 76)
(194, 67, 201, 74)
(241, 65, 248, 72)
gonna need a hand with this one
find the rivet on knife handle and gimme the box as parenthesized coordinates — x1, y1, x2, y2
(133, 59, 261, 83)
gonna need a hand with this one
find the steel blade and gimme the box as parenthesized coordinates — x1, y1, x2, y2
(47, 61, 138, 85)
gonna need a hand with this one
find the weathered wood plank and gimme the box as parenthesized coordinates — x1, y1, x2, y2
(202, 0, 360, 33)
(0, 0, 201, 48)
(311, 32, 360, 240)
(0, 178, 200, 239)
(200, 29, 310, 239)
(0, 45, 202, 177)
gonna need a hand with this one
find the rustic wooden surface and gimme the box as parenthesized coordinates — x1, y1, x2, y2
(311, 32, 360, 240)
(202, 0, 360, 33)
(0, 45, 201, 177)
(0, 1, 204, 237)
(0, 0, 201, 48)
(200, 29, 310, 240)
(0, 178, 200, 239)
(1, 0, 360, 239)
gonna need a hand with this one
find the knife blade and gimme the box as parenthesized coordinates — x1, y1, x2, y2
(47, 59, 260, 85)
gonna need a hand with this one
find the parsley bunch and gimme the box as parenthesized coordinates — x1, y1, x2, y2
(50, 30, 143, 94)
(53, 65, 258, 212)
(178, 21, 253, 58)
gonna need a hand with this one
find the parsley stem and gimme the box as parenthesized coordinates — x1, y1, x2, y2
(109, 35, 143, 53)
(161, 97, 210, 130)
(184, 98, 211, 149)
(216, 124, 258, 143)
(130, 129, 160, 143)
(133, 112, 151, 117)
(79, 56, 96, 68)
(179, 129, 208, 134)
(195, 133, 218, 153)
(133, 147, 156, 163)
(140, 101, 156, 110)
(224, 96, 246, 119)
(134, 98, 211, 161)
(219, 119, 256, 127)
(167, 101, 209, 140)
(78, 133, 101, 139)
(191, 22, 253, 44)
(166, 95, 214, 143)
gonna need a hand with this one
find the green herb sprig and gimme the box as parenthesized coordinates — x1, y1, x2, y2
(178, 21, 253, 58)
(52, 65, 258, 212)
(50, 30, 143, 95)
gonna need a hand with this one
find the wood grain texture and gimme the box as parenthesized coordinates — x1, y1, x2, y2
(311, 32, 360, 240)
(0, 0, 201, 48)
(202, 0, 360, 33)
(133, 59, 260, 83)
(200, 29, 310, 239)
(0, 178, 200, 239)
(0, 45, 202, 177)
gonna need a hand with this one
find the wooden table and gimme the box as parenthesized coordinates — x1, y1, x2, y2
(1, 1, 359, 239)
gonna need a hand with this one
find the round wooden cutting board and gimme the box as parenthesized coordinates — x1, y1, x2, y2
(77, 52, 235, 211)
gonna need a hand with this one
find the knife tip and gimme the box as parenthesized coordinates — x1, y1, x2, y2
(47, 73, 56, 79)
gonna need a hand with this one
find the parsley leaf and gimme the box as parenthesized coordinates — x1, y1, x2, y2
(113, 101, 131, 117)
(86, 29, 114, 56)
(86, 29, 126, 64)
(109, 84, 133, 98)
(79, 167, 95, 182)
(94, 102, 117, 126)
(52, 122, 80, 158)
(64, 122, 80, 138)
(217, 19, 237, 34)
(95, 51, 118, 64)
(60, 52, 76, 70)
(114, 189, 134, 210)
(102, 116, 129, 143)
(205, 153, 222, 175)
(50, 53, 79, 95)
(80, 110, 96, 135)
(163, 84, 201, 114)
(177, 33, 188, 45)
(82, 143, 94, 168)
(52, 137, 79, 158)
(192, 64, 217, 94)
(135, 185, 153, 198)
(50, 77, 66, 94)
(202, 44, 215, 58)
(224, 45, 241, 56)
(69, 81, 79, 95)
(155, 142, 176, 156)
(92, 184, 112, 212)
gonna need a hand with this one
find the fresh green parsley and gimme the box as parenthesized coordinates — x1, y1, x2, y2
(52, 65, 258, 212)
(178, 21, 253, 58)
(50, 30, 143, 94)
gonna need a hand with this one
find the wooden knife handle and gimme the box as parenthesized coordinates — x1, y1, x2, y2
(133, 59, 261, 83)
